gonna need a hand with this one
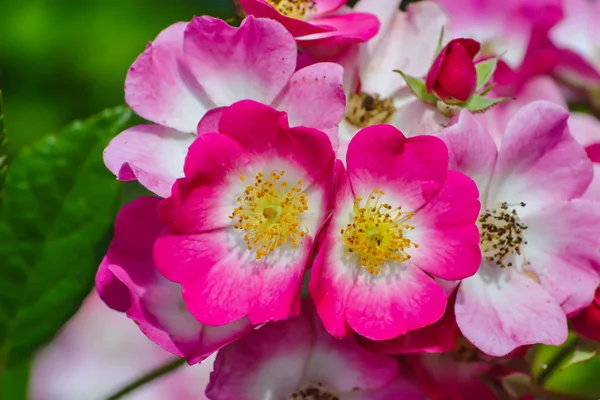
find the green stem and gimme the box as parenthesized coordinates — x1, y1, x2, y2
(105, 357, 186, 400)
(536, 336, 580, 386)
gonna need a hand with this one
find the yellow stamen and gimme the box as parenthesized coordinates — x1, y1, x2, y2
(266, 0, 316, 19)
(230, 171, 308, 260)
(341, 190, 418, 274)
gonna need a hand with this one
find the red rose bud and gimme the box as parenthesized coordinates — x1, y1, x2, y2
(426, 38, 481, 103)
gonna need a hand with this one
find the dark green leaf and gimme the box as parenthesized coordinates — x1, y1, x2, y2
(394, 70, 438, 104)
(0, 358, 30, 400)
(0, 91, 7, 203)
(0, 107, 131, 366)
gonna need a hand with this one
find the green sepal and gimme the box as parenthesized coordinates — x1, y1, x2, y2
(475, 57, 500, 91)
(464, 94, 512, 113)
(394, 70, 438, 104)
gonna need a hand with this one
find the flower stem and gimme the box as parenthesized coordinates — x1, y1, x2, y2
(105, 357, 186, 400)
(536, 336, 580, 386)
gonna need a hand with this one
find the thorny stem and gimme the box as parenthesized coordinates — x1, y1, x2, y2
(104, 357, 186, 400)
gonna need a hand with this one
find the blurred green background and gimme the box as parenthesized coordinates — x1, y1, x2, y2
(0, 0, 233, 155)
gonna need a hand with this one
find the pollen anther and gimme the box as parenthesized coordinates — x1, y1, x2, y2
(266, 0, 316, 19)
(230, 171, 308, 260)
(478, 202, 528, 268)
(341, 190, 417, 274)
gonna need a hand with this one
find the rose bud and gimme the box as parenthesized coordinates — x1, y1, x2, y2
(426, 38, 481, 103)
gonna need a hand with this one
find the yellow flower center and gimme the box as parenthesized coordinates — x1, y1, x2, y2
(478, 202, 528, 268)
(344, 92, 396, 128)
(230, 171, 308, 260)
(341, 190, 418, 274)
(288, 383, 338, 400)
(266, 0, 317, 19)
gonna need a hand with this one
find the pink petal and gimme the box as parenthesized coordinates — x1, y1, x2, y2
(309, 164, 355, 338)
(360, 295, 460, 355)
(350, 369, 426, 400)
(125, 22, 209, 133)
(353, 0, 402, 54)
(237, 0, 331, 37)
(409, 352, 497, 400)
(206, 310, 313, 400)
(196, 107, 226, 135)
(391, 98, 450, 137)
(437, 110, 498, 193)
(346, 125, 449, 211)
(408, 171, 481, 281)
(155, 230, 262, 325)
(489, 101, 593, 211)
(456, 262, 568, 356)
(273, 62, 346, 134)
(157, 134, 248, 234)
(96, 197, 251, 363)
(304, 302, 398, 392)
(183, 15, 297, 106)
(521, 199, 600, 315)
(103, 124, 195, 198)
(297, 12, 380, 47)
(245, 238, 312, 325)
(218, 100, 336, 188)
(314, 0, 346, 14)
(346, 266, 447, 340)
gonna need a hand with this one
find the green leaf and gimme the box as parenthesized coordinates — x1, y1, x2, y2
(464, 94, 512, 113)
(475, 57, 499, 91)
(393, 70, 438, 104)
(0, 358, 30, 400)
(0, 91, 7, 203)
(0, 106, 131, 366)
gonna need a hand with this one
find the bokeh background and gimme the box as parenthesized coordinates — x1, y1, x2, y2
(1, 0, 600, 399)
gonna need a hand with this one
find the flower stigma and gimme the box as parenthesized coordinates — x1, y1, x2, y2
(230, 171, 308, 260)
(288, 382, 339, 400)
(344, 92, 396, 128)
(478, 202, 528, 268)
(266, 0, 316, 19)
(341, 190, 418, 274)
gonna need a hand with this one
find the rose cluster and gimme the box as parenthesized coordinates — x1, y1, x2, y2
(95, 0, 600, 399)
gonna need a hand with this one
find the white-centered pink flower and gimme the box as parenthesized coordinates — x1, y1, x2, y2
(237, 0, 380, 47)
(206, 301, 425, 400)
(154, 100, 335, 327)
(334, 0, 451, 158)
(439, 101, 600, 356)
(104, 15, 345, 198)
(310, 123, 481, 341)
(96, 197, 252, 363)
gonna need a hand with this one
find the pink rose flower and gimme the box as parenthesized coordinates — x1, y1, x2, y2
(206, 301, 424, 400)
(96, 197, 252, 363)
(104, 15, 345, 198)
(426, 38, 481, 103)
(310, 123, 481, 341)
(154, 100, 336, 327)
(439, 102, 600, 356)
(237, 0, 380, 47)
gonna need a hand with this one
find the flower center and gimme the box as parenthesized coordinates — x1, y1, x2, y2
(478, 202, 528, 268)
(266, 0, 317, 19)
(344, 92, 396, 128)
(341, 190, 418, 274)
(230, 171, 308, 260)
(288, 383, 339, 400)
